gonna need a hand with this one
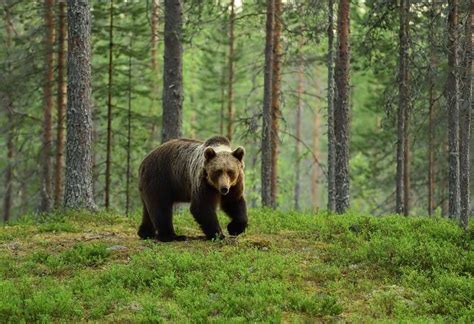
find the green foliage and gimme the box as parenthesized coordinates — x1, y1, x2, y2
(0, 209, 471, 322)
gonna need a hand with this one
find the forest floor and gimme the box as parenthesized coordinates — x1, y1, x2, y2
(0, 209, 472, 322)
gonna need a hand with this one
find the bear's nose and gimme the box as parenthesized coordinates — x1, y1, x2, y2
(220, 187, 229, 195)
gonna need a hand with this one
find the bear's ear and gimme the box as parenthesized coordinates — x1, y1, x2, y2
(232, 147, 245, 162)
(204, 147, 216, 161)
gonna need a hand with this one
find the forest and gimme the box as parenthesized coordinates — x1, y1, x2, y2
(0, 0, 472, 322)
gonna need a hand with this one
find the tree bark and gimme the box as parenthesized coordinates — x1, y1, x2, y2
(294, 52, 304, 211)
(334, 0, 350, 214)
(64, 0, 96, 210)
(226, 0, 235, 141)
(54, 0, 67, 209)
(427, 0, 437, 216)
(162, 0, 183, 143)
(459, 0, 472, 229)
(327, 0, 336, 212)
(312, 94, 321, 211)
(270, 0, 282, 207)
(126, 36, 133, 217)
(105, 0, 114, 209)
(3, 6, 14, 222)
(40, 0, 55, 212)
(149, 0, 159, 144)
(261, 0, 275, 207)
(447, 0, 461, 219)
(399, 0, 411, 216)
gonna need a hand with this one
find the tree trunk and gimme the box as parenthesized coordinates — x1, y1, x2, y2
(401, 0, 411, 216)
(270, 0, 282, 207)
(40, 0, 55, 212)
(226, 0, 235, 141)
(327, 0, 336, 212)
(459, 1, 472, 229)
(261, 0, 275, 207)
(162, 0, 183, 143)
(126, 36, 133, 217)
(294, 53, 304, 210)
(3, 6, 14, 222)
(105, 0, 114, 209)
(447, 0, 460, 219)
(149, 0, 159, 145)
(64, 0, 96, 210)
(312, 98, 321, 211)
(334, 0, 350, 214)
(427, 0, 437, 216)
(54, 0, 67, 209)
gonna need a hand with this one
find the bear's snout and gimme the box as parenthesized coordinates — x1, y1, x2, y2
(220, 187, 230, 195)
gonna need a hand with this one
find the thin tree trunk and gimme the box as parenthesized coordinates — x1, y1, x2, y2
(459, 1, 472, 229)
(125, 36, 133, 217)
(327, 0, 336, 212)
(64, 0, 96, 210)
(427, 0, 437, 216)
(270, 0, 282, 207)
(447, 0, 460, 219)
(149, 0, 159, 144)
(261, 0, 275, 207)
(334, 0, 350, 214)
(3, 6, 14, 222)
(105, 0, 114, 209)
(226, 0, 235, 141)
(40, 0, 55, 212)
(162, 0, 183, 143)
(54, 0, 66, 208)
(220, 62, 226, 135)
(396, 0, 409, 215)
(402, 0, 411, 216)
(294, 53, 304, 210)
(312, 99, 321, 211)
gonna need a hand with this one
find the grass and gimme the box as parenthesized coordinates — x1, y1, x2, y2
(0, 209, 472, 322)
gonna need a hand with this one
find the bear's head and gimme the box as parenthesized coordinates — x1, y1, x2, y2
(203, 146, 245, 195)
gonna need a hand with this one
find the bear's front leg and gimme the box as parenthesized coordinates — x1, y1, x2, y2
(221, 197, 248, 236)
(190, 200, 224, 240)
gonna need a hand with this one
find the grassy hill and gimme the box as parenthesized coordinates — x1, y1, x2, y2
(0, 209, 472, 322)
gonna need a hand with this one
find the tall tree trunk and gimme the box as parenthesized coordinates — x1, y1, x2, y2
(125, 36, 133, 217)
(270, 0, 282, 207)
(3, 6, 14, 222)
(294, 53, 304, 210)
(261, 0, 275, 207)
(312, 102, 321, 211)
(64, 0, 96, 210)
(226, 0, 235, 141)
(396, 0, 409, 215)
(402, 0, 411, 216)
(459, 1, 472, 229)
(149, 0, 159, 144)
(162, 0, 183, 142)
(327, 0, 336, 212)
(334, 0, 350, 214)
(54, 0, 66, 209)
(105, 0, 114, 209)
(40, 0, 55, 212)
(427, 0, 437, 216)
(220, 62, 226, 135)
(447, 0, 460, 219)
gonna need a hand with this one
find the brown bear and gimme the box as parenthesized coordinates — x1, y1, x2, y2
(138, 136, 247, 242)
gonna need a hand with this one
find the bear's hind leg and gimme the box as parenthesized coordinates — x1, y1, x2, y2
(138, 205, 156, 239)
(221, 197, 248, 236)
(144, 198, 186, 242)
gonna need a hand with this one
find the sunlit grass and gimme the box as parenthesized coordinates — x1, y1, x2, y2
(0, 209, 472, 322)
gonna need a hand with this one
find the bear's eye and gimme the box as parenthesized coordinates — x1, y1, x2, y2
(216, 169, 223, 175)
(227, 170, 235, 178)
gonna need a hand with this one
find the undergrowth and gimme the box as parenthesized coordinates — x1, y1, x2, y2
(0, 209, 472, 322)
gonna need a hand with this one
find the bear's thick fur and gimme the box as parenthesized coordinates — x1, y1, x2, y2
(138, 136, 247, 241)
